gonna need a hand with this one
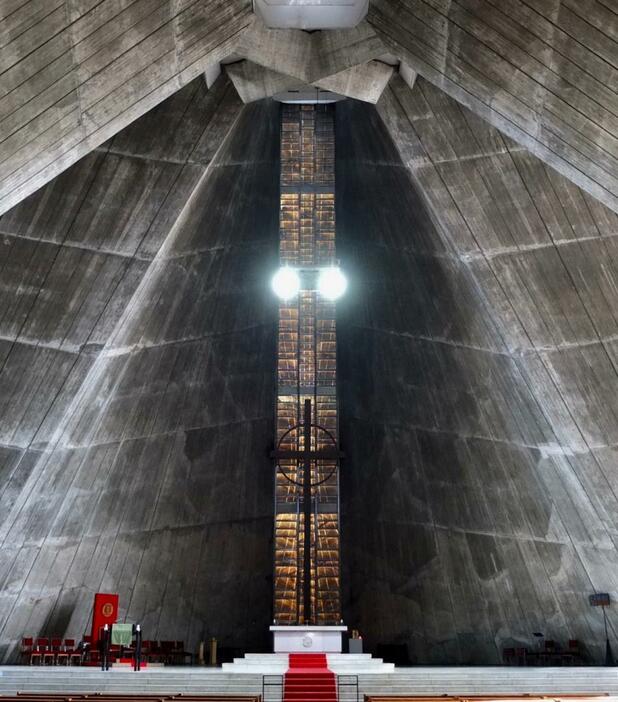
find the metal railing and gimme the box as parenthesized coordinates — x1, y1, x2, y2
(262, 673, 358, 702)
(337, 674, 359, 702)
(263, 674, 284, 702)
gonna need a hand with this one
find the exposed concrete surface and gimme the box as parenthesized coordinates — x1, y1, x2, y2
(4, 2, 616, 214)
(234, 18, 384, 85)
(317, 60, 394, 104)
(226, 59, 393, 104)
(337, 93, 618, 665)
(368, 0, 618, 214)
(0, 1, 617, 665)
(226, 61, 294, 104)
(0, 8, 387, 214)
(0, 76, 276, 661)
(0, 1, 254, 215)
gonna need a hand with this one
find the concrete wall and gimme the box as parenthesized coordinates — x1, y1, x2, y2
(369, 0, 618, 214)
(2, 70, 618, 665)
(337, 95, 618, 665)
(0, 77, 278, 661)
(0, 0, 253, 215)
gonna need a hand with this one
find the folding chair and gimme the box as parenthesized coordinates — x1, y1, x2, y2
(33, 638, 49, 666)
(43, 638, 61, 665)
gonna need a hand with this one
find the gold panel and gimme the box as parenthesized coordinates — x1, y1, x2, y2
(274, 104, 341, 624)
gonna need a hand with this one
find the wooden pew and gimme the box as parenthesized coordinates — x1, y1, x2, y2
(365, 696, 610, 702)
(8, 699, 260, 702)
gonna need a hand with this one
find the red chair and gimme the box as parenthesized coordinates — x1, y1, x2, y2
(173, 640, 193, 665)
(541, 639, 556, 666)
(502, 647, 515, 665)
(141, 640, 152, 662)
(515, 647, 527, 666)
(148, 640, 162, 663)
(32, 638, 49, 666)
(56, 638, 74, 666)
(159, 640, 175, 664)
(20, 637, 33, 665)
(567, 639, 580, 665)
(43, 638, 61, 665)
(64, 639, 82, 666)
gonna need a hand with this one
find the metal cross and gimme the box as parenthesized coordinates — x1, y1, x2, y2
(271, 399, 344, 624)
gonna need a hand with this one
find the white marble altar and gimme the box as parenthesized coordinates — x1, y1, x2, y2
(270, 625, 347, 653)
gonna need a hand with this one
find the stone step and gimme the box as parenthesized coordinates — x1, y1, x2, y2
(3, 666, 616, 676)
(245, 654, 374, 660)
(229, 661, 386, 666)
(223, 652, 393, 675)
(0, 665, 617, 696)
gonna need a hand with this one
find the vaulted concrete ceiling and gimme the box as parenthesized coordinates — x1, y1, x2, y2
(0, 0, 253, 215)
(0, 6, 617, 662)
(369, 0, 618, 215)
(225, 59, 394, 104)
(1, 1, 616, 215)
(337, 90, 618, 662)
(0, 72, 281, 658)
(225, 16, 394, 103)
(1, 68, 618, 662)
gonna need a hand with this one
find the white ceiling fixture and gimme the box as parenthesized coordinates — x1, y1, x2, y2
(253, 0, 369, 29)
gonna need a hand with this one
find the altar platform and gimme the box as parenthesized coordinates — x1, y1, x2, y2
(0, 664, 618, 696)
(222, 652, 394, 673)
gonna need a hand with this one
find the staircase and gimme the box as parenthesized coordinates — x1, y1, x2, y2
(0, 667, 263, 695)
(284, 654, 337, 702)
(0, 665, 617, 696)
(222, 653, 394, 674)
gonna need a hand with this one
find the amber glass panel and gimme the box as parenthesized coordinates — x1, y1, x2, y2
(274, 104, 340, 624)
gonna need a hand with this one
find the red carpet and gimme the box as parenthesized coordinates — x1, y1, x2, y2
(284, 654, 337, 702)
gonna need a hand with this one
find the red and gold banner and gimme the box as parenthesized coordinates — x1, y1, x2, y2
(91, 592, 119, 643)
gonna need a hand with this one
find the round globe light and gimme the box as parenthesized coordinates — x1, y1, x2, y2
(272, 267, 301, 300)
(318, 267, 347, 301)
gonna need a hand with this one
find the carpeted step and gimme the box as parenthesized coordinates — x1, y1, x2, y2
(283, 653, 337, 702)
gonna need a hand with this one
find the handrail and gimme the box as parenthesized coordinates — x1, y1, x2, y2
(262, 671, 357, 702)
(337, 674, 359, 702)
(263, 674, 284, 702)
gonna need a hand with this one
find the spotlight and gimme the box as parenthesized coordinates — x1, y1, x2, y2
(272, 267, 301, 300)
(318, 267, 347, 301)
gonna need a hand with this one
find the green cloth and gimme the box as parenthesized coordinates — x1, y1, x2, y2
(111, 623, 133, 646)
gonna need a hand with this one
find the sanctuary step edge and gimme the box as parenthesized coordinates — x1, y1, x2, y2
(1, 666, 618, 695)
